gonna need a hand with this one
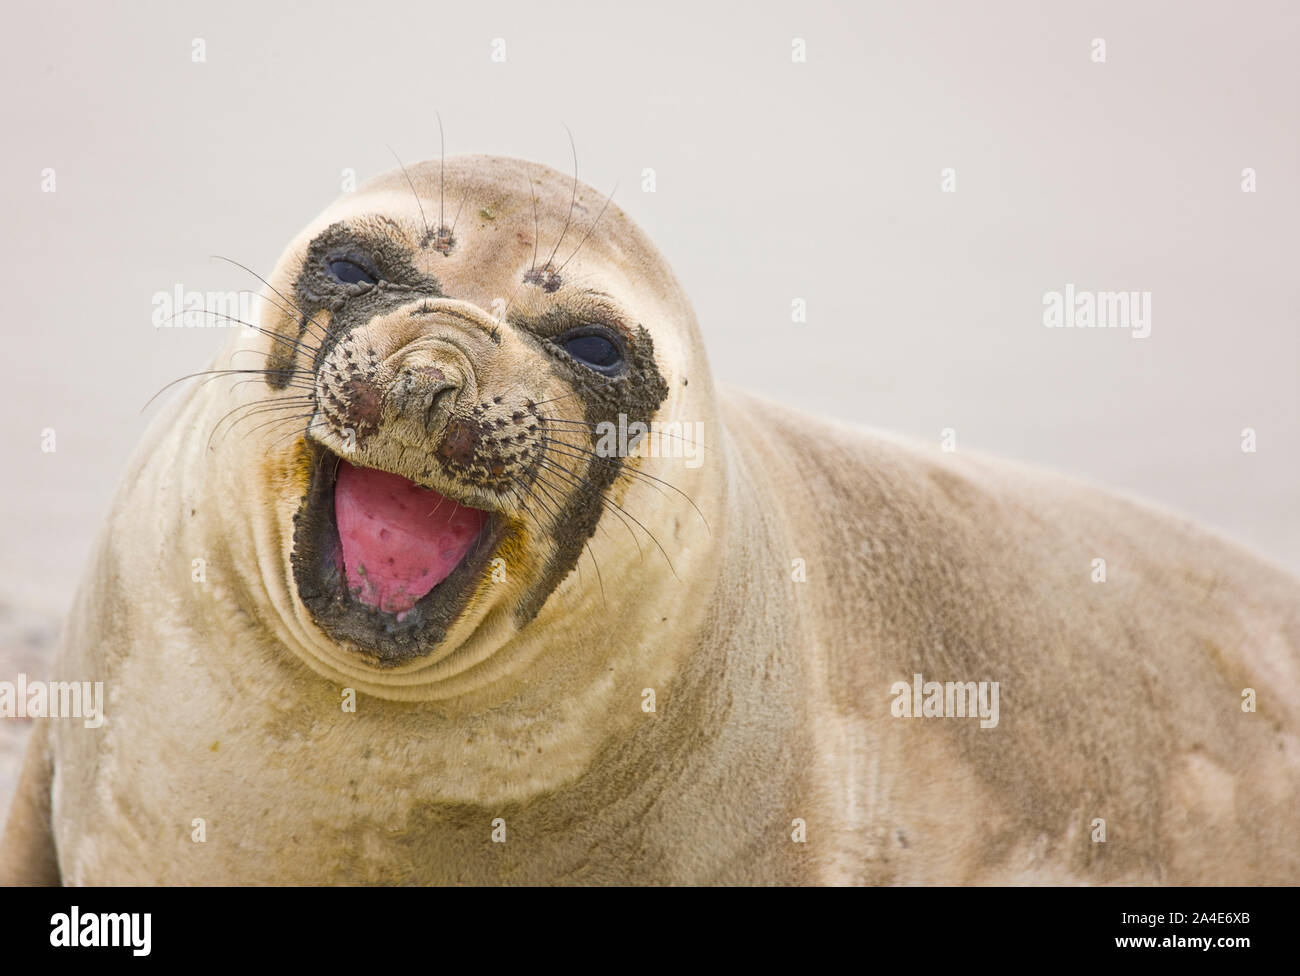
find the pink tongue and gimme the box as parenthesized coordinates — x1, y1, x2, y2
(334, 461, 488, 615)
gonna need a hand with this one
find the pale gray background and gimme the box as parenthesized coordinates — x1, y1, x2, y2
(1, 0, 1296, 629)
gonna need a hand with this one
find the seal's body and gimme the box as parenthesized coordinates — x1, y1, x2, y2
(4, 157, 1298, 884)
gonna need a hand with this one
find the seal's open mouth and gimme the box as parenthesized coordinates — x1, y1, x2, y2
(334, 461, 488, 617)
(291, 447, 507, 665)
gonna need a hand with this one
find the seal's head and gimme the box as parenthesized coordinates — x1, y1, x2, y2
(214, 156, 717, 694)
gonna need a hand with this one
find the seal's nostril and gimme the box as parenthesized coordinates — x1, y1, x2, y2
(386, 360, 462, 436)
(423, 385, 458, 432)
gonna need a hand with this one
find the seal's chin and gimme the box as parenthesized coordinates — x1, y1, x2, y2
(291, 446, 506, 667)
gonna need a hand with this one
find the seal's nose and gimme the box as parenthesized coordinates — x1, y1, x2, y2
(386, 354, 464, 438)
(315, 297, 500, 454)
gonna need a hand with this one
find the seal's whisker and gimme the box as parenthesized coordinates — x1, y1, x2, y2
(533, 454, 620, 514)
(465, 504, 503, 567)
(211, 256, 332, 342)
(532, 464, 639, 557)
(265, 420, 331, 454)
(538, 440, 707, 529)
(237, 289, 331, 345)
(235, 288, 332, 344)
(226, 373, 317, 395)
(538, 414, 714, 453)
(513, 483, 594, 589)
(436, 112, 446, 234)
(515, 478, 562, 529)
(502, 271, 528, 322)
(527, 471, 585, 535)
(542, 125, 580, 270)
(208, 408, 311, 451)
(533, 467, 644, 561)
(533, 456, 676, 578)
(222, 385, 316, 407)
(529, 179, 540, 272)
(529, 375, 623, 409)
(160, 308, 323, 361)
(142, 367, 313, 412)
(534, 422, 710, 526)
(206, 395, 314, 437)
(508, 484, 591, 592)
(210, 408, 315, 451)
(522, 473, 608, 597)
(503, 485, 539, 529)
(554, 181, 617, 277)
(227, 351, 320, 382)
(528, 471, 607, 607)
(509, 262, 605, 324)
(499, 178, 545, 322)
(424, 489, 452, 521)
(387, 144, 430, 241)
(218, 392, 315, 414)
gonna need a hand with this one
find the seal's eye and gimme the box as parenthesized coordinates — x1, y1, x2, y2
(326, 258, 377, 286)
(557, 328, 624, 375)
